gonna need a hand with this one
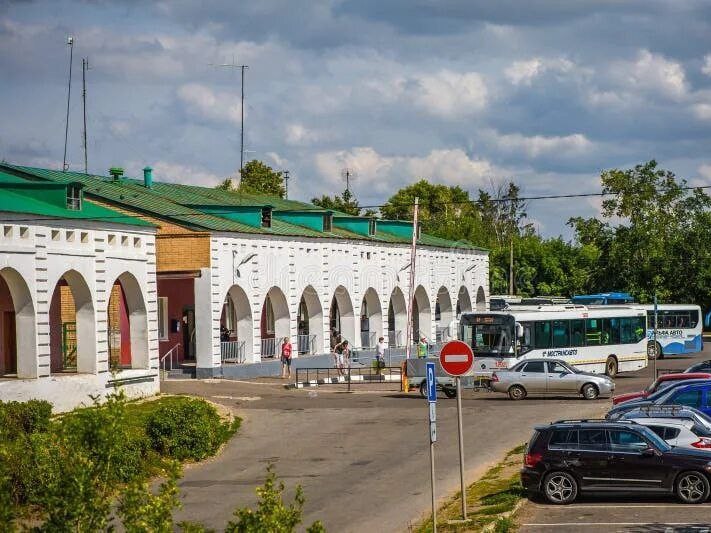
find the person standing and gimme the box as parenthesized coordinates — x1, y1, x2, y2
(418, 336, 428, 358)
(375, 336, 386, 373)
(281, 337, 293, 379)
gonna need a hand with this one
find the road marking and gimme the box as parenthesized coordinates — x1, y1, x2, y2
(444, 354, 469, 362)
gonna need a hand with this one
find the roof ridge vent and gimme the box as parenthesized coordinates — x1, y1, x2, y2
(109, 167, 124, 181)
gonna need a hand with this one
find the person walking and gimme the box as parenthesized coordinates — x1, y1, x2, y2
(333, 337, 349, 376)
(280, 336, 293, 379)
(375, 336, 386, 373)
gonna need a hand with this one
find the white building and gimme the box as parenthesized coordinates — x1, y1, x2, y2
(0, 171, 158, 411)
(0, 164, 489, 381)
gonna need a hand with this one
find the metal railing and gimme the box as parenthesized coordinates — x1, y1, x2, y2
(295, 365, 404, 392)
(297, 334, 316, 355)
(159, 343, 181, 378)
(221, 340, 246, 364)
(388, 330, 402, 347)
(261, 337, 277, 358)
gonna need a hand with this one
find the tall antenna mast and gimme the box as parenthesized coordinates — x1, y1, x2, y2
(81, 57, 90, 174)
(62, 35, 74, 172)
(283, 169, 290, 199)
(211, 56, 249, 173)
(340, 168, 357, 194)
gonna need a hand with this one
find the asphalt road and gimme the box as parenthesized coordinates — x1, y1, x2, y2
(518, 348, 711, 533)
(163, 350, 709, 532)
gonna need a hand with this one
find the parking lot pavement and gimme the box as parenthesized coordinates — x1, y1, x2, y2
(517, 348, 711, 533)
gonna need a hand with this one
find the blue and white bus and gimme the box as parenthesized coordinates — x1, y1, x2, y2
(571, 292, 636, 305)
(639, 304, 703, 359)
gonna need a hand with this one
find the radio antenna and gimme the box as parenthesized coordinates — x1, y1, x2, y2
(340, 167, 357, 194)
(62, 35, 74, 171)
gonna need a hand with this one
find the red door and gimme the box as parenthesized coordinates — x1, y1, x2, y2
(3, 311, 16, 374)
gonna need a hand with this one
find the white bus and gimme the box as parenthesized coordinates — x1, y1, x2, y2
(459, 305, 648, 378)
(636, 304, 703, 359)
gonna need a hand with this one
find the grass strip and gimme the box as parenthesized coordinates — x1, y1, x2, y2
(415, 444, 526, 533)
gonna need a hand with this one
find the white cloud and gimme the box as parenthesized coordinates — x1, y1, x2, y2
(494, 132, 593, 157)
(693, 103, 711, 120)
(697, 164, 711, 180)
(176, 83, 242, 125)
(314, 147, 496, 192)
(504, 57, 575, 86)
(284, 123, 320, 146)
(412, 70, 488, 118)
(702, 54, 711, 76)
(618, 50, 687, 100)
(133, 160, 227, 186)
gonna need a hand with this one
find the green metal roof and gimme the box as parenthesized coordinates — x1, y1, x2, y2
(0, 170, 152, 227)
(0, 163, 486, 250)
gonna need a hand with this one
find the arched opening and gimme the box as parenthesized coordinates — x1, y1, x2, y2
(0, 268, 35, 378)
(329, 286, 356, 349)
(298, 285, 323, 355)
(387, 287, 407, 347)
(49, 270, 95, 374)
(476, 286, 486, 311)
(221, 284, 252, 363)
(413, 285, 432, 344)
(435, 286, 454, 342)
(457, 286, 473, 317)
(260, 286, 289, 358)
(360, 288, 383, 348)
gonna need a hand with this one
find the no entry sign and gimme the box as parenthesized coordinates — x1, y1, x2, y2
(439, 340, 474, 377)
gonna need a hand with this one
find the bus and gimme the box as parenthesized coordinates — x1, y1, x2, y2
(637, 304, 703, 359)
(571, 292, 636, 305)
(459, 305, 648, 378)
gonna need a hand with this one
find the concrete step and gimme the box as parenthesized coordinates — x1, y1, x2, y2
(165, 366, 196, 379)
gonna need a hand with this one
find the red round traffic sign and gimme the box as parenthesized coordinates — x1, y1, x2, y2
(439, 340, 474, 376)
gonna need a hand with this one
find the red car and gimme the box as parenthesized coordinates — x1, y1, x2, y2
(612, 372, 711, 405)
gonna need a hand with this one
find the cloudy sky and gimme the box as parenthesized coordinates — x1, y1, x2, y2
(2, 0, 711, 236)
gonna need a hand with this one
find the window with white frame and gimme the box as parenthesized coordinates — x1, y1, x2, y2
(157, 297, 169, 340)
(66, 184, 82, 210)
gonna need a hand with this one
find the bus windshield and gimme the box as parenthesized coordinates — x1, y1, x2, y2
(460, 315, 515, 356)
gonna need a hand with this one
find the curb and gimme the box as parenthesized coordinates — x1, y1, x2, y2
(285, 374, 401, 389)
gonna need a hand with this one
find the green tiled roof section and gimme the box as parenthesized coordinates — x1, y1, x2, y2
(0, 172, 152, 226)
(0, 164, 486, 249)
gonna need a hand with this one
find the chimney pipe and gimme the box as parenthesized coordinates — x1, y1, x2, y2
(109, 167, 124, 181)
(143, 166, 153, 188)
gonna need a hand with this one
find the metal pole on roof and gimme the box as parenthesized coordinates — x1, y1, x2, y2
(405, 197, 419, 359)
(62, 36, 74, 172)
(283, 169, 290, 198)
(81, 57, 89, 174)
(210, 57, 248, 174)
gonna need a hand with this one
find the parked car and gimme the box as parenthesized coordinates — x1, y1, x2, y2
(627, 417, 711, 450)
(522, 419, 711, 504)
(686, 360, 711, 374)
(612, 373, 711, 405)
(607, 381, 711, 419)
(490, 359, 614, 400)
(608, 405, 711, 436)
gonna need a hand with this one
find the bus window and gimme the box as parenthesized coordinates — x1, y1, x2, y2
(570, 319, 585, 346)
(519, 322, 534, 354)
(620, 317, 637, 344)
(586, 318, 602, 345)
(602, 318, 621, 345)
(552, 320, 569, 348)
(534, 321, 551, 349)
(690, 310, 699, 328)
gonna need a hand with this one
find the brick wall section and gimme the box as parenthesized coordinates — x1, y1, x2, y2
(86, 198, 210, 272)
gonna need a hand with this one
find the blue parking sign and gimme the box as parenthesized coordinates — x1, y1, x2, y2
(426, 362, 437, 403)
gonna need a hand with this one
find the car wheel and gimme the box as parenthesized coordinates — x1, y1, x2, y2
(647, 341, 663, 360)
(508, 385, 527, 401)
(443, 387, 457, 399)
(675, 471, 710, 504)
(605, 356, 618, 378)
(543, 471, 578, 505)
(419, 381, 427, 398)
(582, 383, 599, 400)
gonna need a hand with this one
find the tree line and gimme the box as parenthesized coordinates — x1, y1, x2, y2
(220, 159, 711, 311)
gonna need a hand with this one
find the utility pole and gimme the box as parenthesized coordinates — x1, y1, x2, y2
(63, 36, 74, 172)
(81, 57, 89, 174)
(405, 197, 420, 359)
(341, 168, 357, 195)
(212, 57, 248, 173)
(283, 170, 290, 199)
(508, 237, 514, 295)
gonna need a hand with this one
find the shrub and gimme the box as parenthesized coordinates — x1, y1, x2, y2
(146, 398, 238, 461)
(0, 399, 52, 442)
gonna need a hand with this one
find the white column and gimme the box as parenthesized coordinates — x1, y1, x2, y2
(194, 267, 219, 374)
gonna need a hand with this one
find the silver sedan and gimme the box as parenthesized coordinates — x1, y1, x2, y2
(490, 358, 615, 400)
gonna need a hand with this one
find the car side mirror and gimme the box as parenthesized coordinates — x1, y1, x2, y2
(640, 447, 656, 457)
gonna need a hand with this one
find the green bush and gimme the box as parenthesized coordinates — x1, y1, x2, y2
(0, 399, 52, 441)
(146, 398, 238, 461)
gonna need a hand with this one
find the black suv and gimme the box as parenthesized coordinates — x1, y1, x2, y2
(522, 419, 711, 504)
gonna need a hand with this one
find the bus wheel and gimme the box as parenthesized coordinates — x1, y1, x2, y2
(647, 341, 663, 360)
(508, 385, 527, 401)
(605, 356, 618, 378)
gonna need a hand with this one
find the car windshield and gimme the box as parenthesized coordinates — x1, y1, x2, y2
(638, 426, 672, 452)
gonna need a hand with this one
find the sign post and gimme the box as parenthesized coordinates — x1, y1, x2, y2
(425, 361, 437, 532)
(439, 340, 474, 521)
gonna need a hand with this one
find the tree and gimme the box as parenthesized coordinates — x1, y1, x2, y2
(312, 189, 367, 216)
(238, 160, 285, 198)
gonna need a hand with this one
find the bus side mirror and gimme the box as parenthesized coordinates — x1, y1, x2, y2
(516, 323, 524, 338)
